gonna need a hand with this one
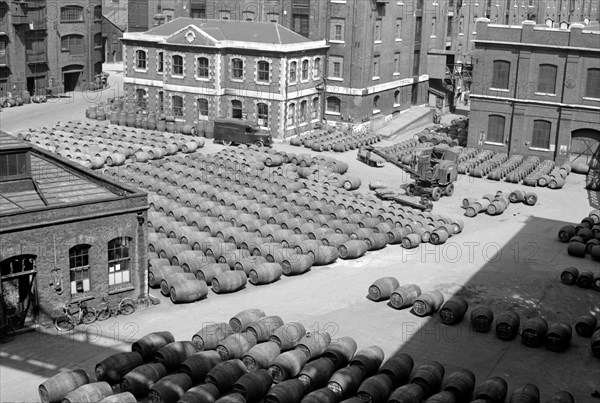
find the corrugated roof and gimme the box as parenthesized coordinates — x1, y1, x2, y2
(145, 18, 310, 44)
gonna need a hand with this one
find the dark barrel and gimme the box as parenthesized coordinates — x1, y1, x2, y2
(439, 297, 469, 325)
(508, 383, 539, 403)
(349, 345, 385, 377)
(425, 391, 458, 403)
(179, 351, 222, 384)
(120, 363, 167, 397)
(321, 336, 358, 370)
(495, 311, 521, 341)
(545, 390, 575, 403)
(264, 379, 308, 403)
(412, 291, 445, 317)
(473, 377, 508, 403)
(388, 384, 425, 403)
(205, 359, 248, 393)
(39, 369, 90, 403)
(521, 317, 548, 347)
(576, 270, 594, 288)
(268, 350, 308, 383)
(327, 365, 366, 399)
(147, 373, 192, 403)
(132, 331, 176, 361)
(300, 386, 338, 403)
(471, 306, 494, 332)
(442, 369, 475, 401)
(298, 357, 337, 392)
(192, 322, 235, 351)
(389, 284, 422, 310)
(356, 374, 394, 402)
(154, 341, 198, 371)
(378, 353, 414, 388)
(95, 352, 144, 383)
(575, 314, 598, 337)
(178, 383, 220, 403)
(232, 369, 273, 401)
(368, 277, 400, 302)
(410, 361, 445, 398)
(241, 341, 281, 371)
(559, 267, 579, 285)
(545, 322, 572, 351)
(269, 322, 306, 351)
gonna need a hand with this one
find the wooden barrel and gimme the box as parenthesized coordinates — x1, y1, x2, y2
(147, 373, 192, 403)
(106, 153, 126, 166)
(567, 242, 586, 257)
(442, 369, 475, 401)
(232, 369, 273, 401)
(508, 384, 539, 403)
(470, 306, 494, 332)
(98, 392, 137, 403)
(154, 341, 198, 371)
(295, 331, 332, 360)
(495, 311, 521, 341)
(439, 297, 469, 325)
(473, 377, 508, 403)
(545, 322, 572, 351)
(204, 121, 215, 139)
(249, 263, 283, 285)
(61, 382, 113, 403)
(521, 317, 548, 347)
(149, 265, 184, 288)
(545, 391, 575, 403)
(242, 341, 281, 371)
(388, 384, 425, 403)
(591, 328, 600, 358)
(263, 379, 308, 402)
(389, 284, 422, 310)
(296, 357, 336, 392)
(558, 225, 576, 242)
(212, 271, 247, 293)
(268, 322, 306, 351)
(412, 291, 445, 317)
(575, 314, 598, 338)
(487, 200, 507, 215)
(576, 270, 594, 288)
(338, 240, 369, 259)
(179, 351, 222, 384)
(368, 277, 400, 301)
(509, 189, 525, 203)
(234, 256, 268, 274)
(402, 233, 422, 249)
(387, 227, 409, 244)
(268, 350, 308, 383)
(216, 332, 258, 360)
(560, 267, 579, 285)
(170, 279, 208, 303)
(132, 332, 175, 361)
(410, 361, 445, 398)
(95, 352, 143, 384)
(205, 359, 248, 392)
(246, 316, 285, 342)
(192, 322, 234, 351)
(524, 192, 537, 206)
(229, 309, 266, 333)
(327, 365, 365, 398)
(178, 383, 220, 403)
(39, 370, 90, 403)
(196, 263, 230, 284)
(309, 245, 339, 265)
(280, 254, 313, 276)
(377, 353, 414, 387)
(160, 272, 196, 296)
(120, 363, 167, 397)
(349, 345, 385, 376)
(356, 374, 394, 402)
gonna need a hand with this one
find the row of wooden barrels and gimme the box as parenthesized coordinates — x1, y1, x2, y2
(522, 160, 570, 189)
(415, 119, 469, 148)
(366, 277, 599, 356)
(560, 266, 600, 290)
(376, 142, 458, 167)
(289, 126, 383, 153)
(558, 210, 600, 262)
(457, 150, 496, 174)
(462, 190, 537, 218)
(38, 307, 579, 403)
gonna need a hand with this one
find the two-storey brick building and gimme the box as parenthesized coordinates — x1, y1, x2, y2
(0, 133, 148, 328)
(468, 19, 600, 168)
(0, 0, 103, 99)
(121, 18, 328, 139)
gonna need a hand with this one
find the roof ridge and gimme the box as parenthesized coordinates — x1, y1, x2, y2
(275, 24, 282, 44)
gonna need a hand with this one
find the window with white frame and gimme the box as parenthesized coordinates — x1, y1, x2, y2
(396, 18, 402, 39)
(326, 96, 341, 114)
(172, 55, 184, 76)
(394, 53, 400, 74)
(158, 51, 163, 73)
(329, 56, 343, 79)
(257, 60, 270, 82)
(135, 50, 147, 70)
(394, 90, 400, 106)
(331, 18, 345, 41)
(232, 100, 243, 118)
(288, 103, 295, 126)
(373, 55, 380, 78)
(312, 97, 319, 119)
(108, 237, 131, 288)
(299, 100, 308, 123)
(374, 19, 382, 42)
(373, 95, 380, 113)
(232, 58, 243, 79)
(302, 60, 309, 80)
(173, 95, 183, 116)
(197, 57, 209, 78)
(290, 61, 297, 82)
(257, 103, 268, 127)
(70, 245, 91, 295)
(198, 98, 209, 119)
(532, 120, 551, 149)
(313, 57, 321, 78)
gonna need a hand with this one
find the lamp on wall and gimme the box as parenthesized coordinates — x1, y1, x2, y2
(136, 212, 145, 225)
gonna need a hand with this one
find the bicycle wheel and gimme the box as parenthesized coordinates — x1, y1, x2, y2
(55, 316, 75, 332)
(82, 308, 97, 325)
(119, 299, 136, 315)
(96, 307, 111, 321)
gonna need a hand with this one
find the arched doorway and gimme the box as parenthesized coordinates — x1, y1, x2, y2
(1, 255, 38, 328)
(62, 64, 84, 92)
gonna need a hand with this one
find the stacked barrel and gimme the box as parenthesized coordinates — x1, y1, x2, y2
(558, 209, 600, 261)
(463, 190, 537, 218)
(38, 307, 579, 402)
(523, 160, 571, 189)
(19, 121, 203, 170)
(290, 124, 382, 152)
(413, 117, 469, 147)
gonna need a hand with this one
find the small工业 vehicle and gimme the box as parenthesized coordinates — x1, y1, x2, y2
(213, 118, 273, 147)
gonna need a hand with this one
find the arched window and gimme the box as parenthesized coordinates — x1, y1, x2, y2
(136, 88, 146, 108)
(197, 57, 209, 78)
(491, 60, 510, 89)
(232, 58, 243, 79)
(326, 96, 341, 114)
(93, 5, 102, 20)
(313, 57, 321, 78)
(70, 245, 91, 294)
(394, 90, 400, 106)
(299, 100, 307, 123)
(61, 35, 84, 56)
(487, 115, 505, 144)
(288, 103, 295, 126)
(290, 61, 297, 82)
(172, 55, 184, 75)
(172, 95, 183, 116)
(94, 33, 102, 49)
(60, 5, 84, 22)
(198, 98, 209, 118)
(537, 64, 557, 94)
(135, 49, 147, 69)
(257, 103, 268, 127)
(585, 68, 600, 98)
(532, 120, 552, 149)
(257, 61, 270, 82)
(232, 100, 243, 118)
(373, 95, 380, 112)
(312, 97, 319, 119)
(302, 60, 309, 80)
(108, 237, 132, 288)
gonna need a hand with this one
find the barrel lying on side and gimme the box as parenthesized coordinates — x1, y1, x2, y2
(39, 370, 90, 403)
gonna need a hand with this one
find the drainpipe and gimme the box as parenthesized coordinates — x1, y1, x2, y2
(506, 22, 523, 156)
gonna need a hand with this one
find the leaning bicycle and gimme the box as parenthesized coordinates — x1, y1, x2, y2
(96, 295, 136, 321)
(55, 300, 96, 331)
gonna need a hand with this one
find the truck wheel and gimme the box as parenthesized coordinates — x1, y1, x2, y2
(431, 187, 442, 201)
(254, 140, 264, 147)
(222, 140, 232, 146)
(444, 183, 455, 196)
(406, 184, 416, 196)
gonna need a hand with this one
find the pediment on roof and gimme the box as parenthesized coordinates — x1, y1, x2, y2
(165, 25, 217, 46)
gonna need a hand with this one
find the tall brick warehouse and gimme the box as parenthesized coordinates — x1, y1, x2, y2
(0, 133, 148, 328)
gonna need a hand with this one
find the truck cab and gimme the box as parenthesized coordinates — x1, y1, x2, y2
(213, 118, 273, 147)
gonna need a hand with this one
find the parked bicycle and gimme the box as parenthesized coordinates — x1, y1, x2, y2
(96, 295, 136, 321)
(55, 300, 96, 331)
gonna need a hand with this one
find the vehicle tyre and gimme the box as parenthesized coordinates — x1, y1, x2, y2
(96, 308, 111, 321)
(222, 140, 232, 146)
(406, 184, 416, 196)
(120, 299, 136, 315)
(82, 309, 97, 325)
(444, 183, 455, 196)
(431, 187, 442, 201)
(255, 140, 264, 148)
(55, 316, 75, 332)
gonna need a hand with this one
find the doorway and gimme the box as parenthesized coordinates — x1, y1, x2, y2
(1, 255, 38, 329)
(411, 83, 419, 105)
(63, 71, 80, 92)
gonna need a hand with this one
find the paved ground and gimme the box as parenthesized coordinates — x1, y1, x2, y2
(1, 66, 599, 402)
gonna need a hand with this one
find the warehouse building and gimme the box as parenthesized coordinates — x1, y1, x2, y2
(0, 133, 148, 329)
(121, 18, 328, 139)
(468, 19, 600, 166)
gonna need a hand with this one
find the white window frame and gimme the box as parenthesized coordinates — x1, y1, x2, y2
(396, 18, 403, 41)
(313, 57, 322, 80)
(256, 101, 270, 129)
(330, 18, 345, 43)
(326, 96, 341, 115)
(301, 58, 310, 82)
(134, 48, 148, 72)
(255, 58, 272, 85)
(195, 55, 211, 81)
(197, 98, 209, 120)
(329, 56, 343, 81)
(373, 95, 381, 114)
(311, 97, 320, 121)
(171, 53, 185, 78)
(374, 19, 382, 43)
(393, 52, 400, 76)
(157, 50, 164, 74)
(287, 102, 296, 127)
(230, 56, 246, 82)
(373, 55, 380, 80)
(289, 59, 298, 84)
